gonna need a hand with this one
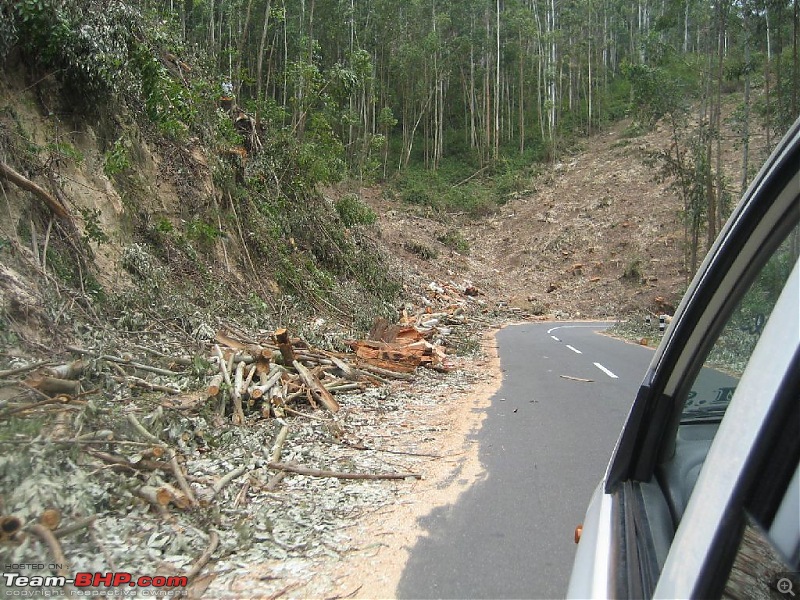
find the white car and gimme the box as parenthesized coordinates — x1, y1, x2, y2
(567, 116, 800, 599)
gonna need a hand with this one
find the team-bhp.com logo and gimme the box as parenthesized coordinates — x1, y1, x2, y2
(3, 568, 188, 597)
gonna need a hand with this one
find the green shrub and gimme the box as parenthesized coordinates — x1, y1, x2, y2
(103, 138, 131, 177)
(404, 241, 438, 260)
(335, 194, 377, 227)
(79, 207, 110, 245)
(12, 0, 139, 101)
(438, 230, 470, 255)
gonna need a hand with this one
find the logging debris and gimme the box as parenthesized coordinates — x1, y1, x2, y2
(0, 278, 491, 598)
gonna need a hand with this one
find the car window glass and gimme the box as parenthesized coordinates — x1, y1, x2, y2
(681, 224, 800, 424)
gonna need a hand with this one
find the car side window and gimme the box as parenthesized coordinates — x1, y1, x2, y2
(656, 224, 800, 527)
(681, 225, 800, 424)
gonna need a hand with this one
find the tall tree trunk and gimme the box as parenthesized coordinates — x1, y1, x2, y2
(519, 32, 525, 155)
(234, 0, 255, 100)
(256, 0, 272, 105)
(794, 0, 799, 119)
(684, 0, 690, 53)
(494, 0, 501, 160)
(741, 5, 751, 194)
(765, 6, 772, 150)
(710, 0, 729, 246)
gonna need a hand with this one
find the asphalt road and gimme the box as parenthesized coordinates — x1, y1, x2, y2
(397, 322, 655, 600)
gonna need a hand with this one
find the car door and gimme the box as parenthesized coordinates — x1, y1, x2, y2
(568, 116, 800, 599)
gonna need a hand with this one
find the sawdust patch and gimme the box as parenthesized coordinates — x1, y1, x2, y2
(312, 326, 503, 599)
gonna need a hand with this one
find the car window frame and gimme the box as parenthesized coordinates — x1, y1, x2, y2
(605, 117, 800, 492)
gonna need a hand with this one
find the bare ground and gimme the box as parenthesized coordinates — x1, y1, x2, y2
(355, 120, 692, 322)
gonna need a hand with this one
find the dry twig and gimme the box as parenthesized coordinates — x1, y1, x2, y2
(267, 461, 421, 481)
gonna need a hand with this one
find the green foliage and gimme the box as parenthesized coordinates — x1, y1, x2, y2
(186, 218, 221, 246)
(103, 137, 131, 177)
(335, 194, 377, 227)
(378, 107, 398, 131)
(438, 230, 470, 255)
(46, 140, 83, 165)
(155, 218, 174, 234)
(131, 45, 195, 139)
(404, 241, 438, 260)
(10, 0, 140, 103)
(621, 258, 643, 283)
(394, 159, 509, 218)
(79, 207, 110, 246)
(623, 63, 684, 127)
(300, 113, 347, 185)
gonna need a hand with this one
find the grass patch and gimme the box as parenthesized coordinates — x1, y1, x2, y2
(438, 230, 470, 255)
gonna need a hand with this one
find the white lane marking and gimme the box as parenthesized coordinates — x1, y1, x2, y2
(594, 363, 619, 379)
(551, 335, 561, 342)
(547, 324, 612, 334)
(566, 345, 582, 354)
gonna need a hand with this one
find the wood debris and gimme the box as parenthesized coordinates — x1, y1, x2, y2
(0, 277, 489, 595)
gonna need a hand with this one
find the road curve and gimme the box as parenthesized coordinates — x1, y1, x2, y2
(397, 321, 655, 599)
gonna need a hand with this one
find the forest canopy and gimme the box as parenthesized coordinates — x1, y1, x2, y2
(2, 0, 797, 177)
(0, 0, 798, 280)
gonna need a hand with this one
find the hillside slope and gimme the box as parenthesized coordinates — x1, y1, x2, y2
(361, 122, 688, 321)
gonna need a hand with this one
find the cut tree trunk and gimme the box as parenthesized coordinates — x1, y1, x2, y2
(292, 360, 340, 412)
(274, 328, 296, 365)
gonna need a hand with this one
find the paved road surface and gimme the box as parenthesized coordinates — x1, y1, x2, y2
(397, 322, 655, 599)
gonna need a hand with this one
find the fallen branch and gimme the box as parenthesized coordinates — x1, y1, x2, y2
(250, 366, 284, 399)
(267, 461, 422, 481)
(66, 347, 186, 377)
(28, 524, 70, 577)
(88, 450, 172, 473)
(126, 413, 163, 445)
(264, 471, 286, 492)
(168, 453, 197, 505)
(340, 440, 443, 459)
(559, 375, 594, 383)
(355, 363, 415, 381)
(112, 375, 180, 395)
(274, 329, 296, 365)
(283, 406, 331, 422)
(0, 160, 70, 219)
(0, 394, 72, 417)
(138, 485, 172, 507)
(270, 425, 290, 463)
(0, 515, 23, 539)
(136, 487, 170, 518)
(53, 516, 96, 538)
(25, 374, 80, 396)
(231, 360, 246, 425)
(38, 509, 61, 530)
(292, 360, 340, 413)
(233, 480, 250, 508)
(211, 464, 248, 499)
(186, 531, 219, 580)
(213, 345, 233, 418)
(0, 361, 54, 378)
(207, 374, 223, 398)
